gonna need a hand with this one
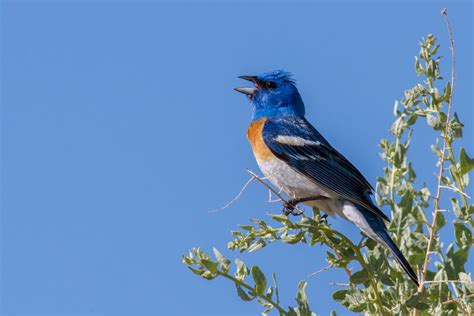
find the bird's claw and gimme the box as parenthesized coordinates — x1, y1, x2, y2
(282, 199, 303, 216)
(282, 195, 328, 216)
(318, 213, 329, 224)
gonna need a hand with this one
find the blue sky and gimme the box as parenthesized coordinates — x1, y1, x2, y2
(1, 1, 472, 315)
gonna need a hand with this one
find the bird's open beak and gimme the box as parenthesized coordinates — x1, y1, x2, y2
(238, 75, 257, 82)
(234, 75, 258, 96)
(234, 87, 257, 96)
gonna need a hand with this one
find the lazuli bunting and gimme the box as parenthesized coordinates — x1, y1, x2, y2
(235, 70, 418, 286)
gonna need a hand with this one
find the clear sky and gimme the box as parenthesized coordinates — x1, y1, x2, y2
(1, 1, 472, 315)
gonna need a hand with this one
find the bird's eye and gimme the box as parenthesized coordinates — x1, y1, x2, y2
(265, 81, 276, 89)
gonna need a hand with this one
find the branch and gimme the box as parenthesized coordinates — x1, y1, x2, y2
(308, 264, 334, 278)
(439, 185, 471, 198)
(423, 280, 474, 285)
(418, 7, 456, 291)
(245, 169, 306, 215)
(443, 294, 474, 305)
(210, 176, 255, 213)
(217, 271, 288, 315)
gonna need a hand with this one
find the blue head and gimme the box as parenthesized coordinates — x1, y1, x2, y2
(235, 70, 305, 120)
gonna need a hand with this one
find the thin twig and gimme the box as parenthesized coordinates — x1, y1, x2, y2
(307, 264, 334, 278)
(245, 168, 305, 215)
(268, 198, 283, 204)
(268, 187, 283, 203)
(209, 176, 255, 213)
(423, 280, 474, 285)
(329, 282, 351, 287)
(443, 294, 474, 305)
(246, 169, 286, 201)
(439, 185, 471, 198)
(418, 8, 456, 292)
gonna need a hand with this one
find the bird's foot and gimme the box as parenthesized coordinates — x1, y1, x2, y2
(282, 199, 302, 216)
(282, 196, 327, 217)
(318, 213, 329, 224)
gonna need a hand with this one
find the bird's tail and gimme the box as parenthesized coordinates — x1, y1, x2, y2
(357, 206, 419, 287)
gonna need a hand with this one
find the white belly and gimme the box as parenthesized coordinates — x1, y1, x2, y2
(257, 157, 346, 217)
(256, 156, 380, 239)
(256, 156, 333, 200)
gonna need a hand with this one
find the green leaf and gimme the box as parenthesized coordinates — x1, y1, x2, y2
(406, 293, 429, 310)
(380, 275, 395, 286)
(450, 112, 464, 138)
(420, 187, 431, 202)
(415, 57, 424, 75)
(272, 273, 280, 304)
(435, 211, 446, 229)
(270, 214, 291, 224)
(393, 100, 400, 116)
(213, 248, 230, 273)
(182, 255, 194, 265)
(406, 114, 418, 126)
(350, 270, 369, 284)
(251, 265, 267, 295)
(265, 285, 273, 299)
(399, 191, 414, 213)
(282, 231, 305, 244)
(431, 144, 442, 157)
(459, 148, 474, 175)
(201, 270, 217, 280)
(409, 253, 425, 265)
(427, 114, 440, 129)
(445, 244, 469, 279)
(187, 266, 205, 276)
(453, 221, 472, 248)
(239, 225, 254, 231)
(459, 272, 474, 292)
(349, 303, 367, 313)
(201, 259, 219, 274)
(407, 162, 416, 181)
(294, 280, 312, 315)
(443, 81, 452, 101)
(235, 284, 253, 301)
(248, 239, 266, 252)
(332, 290, 348, 302)
(235, 259, 249, 280)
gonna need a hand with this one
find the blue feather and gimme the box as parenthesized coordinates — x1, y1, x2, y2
(250, 70, 305, 119)
(359, 207, 419, 286)
(262, 117, 389, 222)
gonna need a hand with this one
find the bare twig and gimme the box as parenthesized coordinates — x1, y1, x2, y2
(307, 264, 334, 278)
(329, 282, 351, 287)
(418, 8, 456, 292)
(268, 198, 283, 204)
(423, 280, 474, 285)
(439, 185, 471, 198)
(442, 8, 455, 89)
(443, 294, 474, 305)
(268, 187, 283, 203)
(209, 176, 255, 213)
(245, 168, 306, 215)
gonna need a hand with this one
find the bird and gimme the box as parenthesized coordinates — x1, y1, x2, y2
(234, 70, 419, 286)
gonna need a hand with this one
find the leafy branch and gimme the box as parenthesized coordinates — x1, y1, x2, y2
(183, 9, 473, 315)
(183, 247, 314, 315)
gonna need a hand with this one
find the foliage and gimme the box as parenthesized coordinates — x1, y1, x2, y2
(183, 21, 473, 315)
(183, 247, 314, 315)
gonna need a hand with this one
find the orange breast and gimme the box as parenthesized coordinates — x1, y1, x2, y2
(247, 118, 273, 161)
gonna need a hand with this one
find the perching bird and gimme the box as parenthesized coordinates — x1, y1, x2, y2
(235, 70, 419, 286)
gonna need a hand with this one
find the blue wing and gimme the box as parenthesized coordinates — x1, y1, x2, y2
(262, 117, 390, 222)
